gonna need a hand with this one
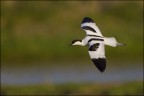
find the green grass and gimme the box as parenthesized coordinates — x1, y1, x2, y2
(1, 1, 143, 64)
(1, 81, 143, 95)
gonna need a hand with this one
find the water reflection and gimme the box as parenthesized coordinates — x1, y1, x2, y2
(1, 62, 143, 85)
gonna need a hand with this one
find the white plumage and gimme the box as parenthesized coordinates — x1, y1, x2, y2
(81, 22, 103, 36)
(72, 17, 125, 72)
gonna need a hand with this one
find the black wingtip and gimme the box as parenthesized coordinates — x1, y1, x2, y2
(82, 17, 94, 24)
(92, 58, 106, 72)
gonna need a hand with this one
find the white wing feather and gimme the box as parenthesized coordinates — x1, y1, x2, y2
(88, 43, 105, 59)
(81, 22, 103, 37)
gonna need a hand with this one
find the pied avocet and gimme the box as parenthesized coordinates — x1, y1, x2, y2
(71, 17, 125, 72)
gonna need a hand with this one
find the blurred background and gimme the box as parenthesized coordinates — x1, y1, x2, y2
(1, 1, 143, 95)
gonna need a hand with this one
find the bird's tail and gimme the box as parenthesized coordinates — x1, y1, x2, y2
(104, 37, 117, 47)
(104, 37, 126, 47)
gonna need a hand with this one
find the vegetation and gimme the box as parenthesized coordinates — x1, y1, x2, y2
(1, 1, 143, 96)
(1, 1, 143, 64)
(1, 81, 143, 95)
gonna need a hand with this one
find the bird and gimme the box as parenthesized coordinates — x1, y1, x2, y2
(71, 17, 126, 72)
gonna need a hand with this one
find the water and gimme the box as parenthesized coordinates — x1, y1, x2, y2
(1, 62, 143, 85)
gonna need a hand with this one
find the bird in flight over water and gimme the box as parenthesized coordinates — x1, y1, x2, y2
(71, 17, 126, 72)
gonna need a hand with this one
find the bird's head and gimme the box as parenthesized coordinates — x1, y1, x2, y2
(71, 40, 82, 46)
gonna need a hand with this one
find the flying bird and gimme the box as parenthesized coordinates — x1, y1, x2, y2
(71, 17, 125, 72)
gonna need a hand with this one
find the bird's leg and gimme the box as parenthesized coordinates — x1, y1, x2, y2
(116, 43, 126, 46)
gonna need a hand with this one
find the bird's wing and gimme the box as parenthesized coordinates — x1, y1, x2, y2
(81, 17, 103, 37)
(88, 42, 106, 72)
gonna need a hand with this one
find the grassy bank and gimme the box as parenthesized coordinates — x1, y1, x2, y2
(1, 81, 143, 95)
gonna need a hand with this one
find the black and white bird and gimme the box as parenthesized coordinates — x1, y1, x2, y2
(71, 17, 125, 72)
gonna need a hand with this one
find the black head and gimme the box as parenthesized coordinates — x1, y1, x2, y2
(71, 39, 82, 45)
(72, 40, 81, 44)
